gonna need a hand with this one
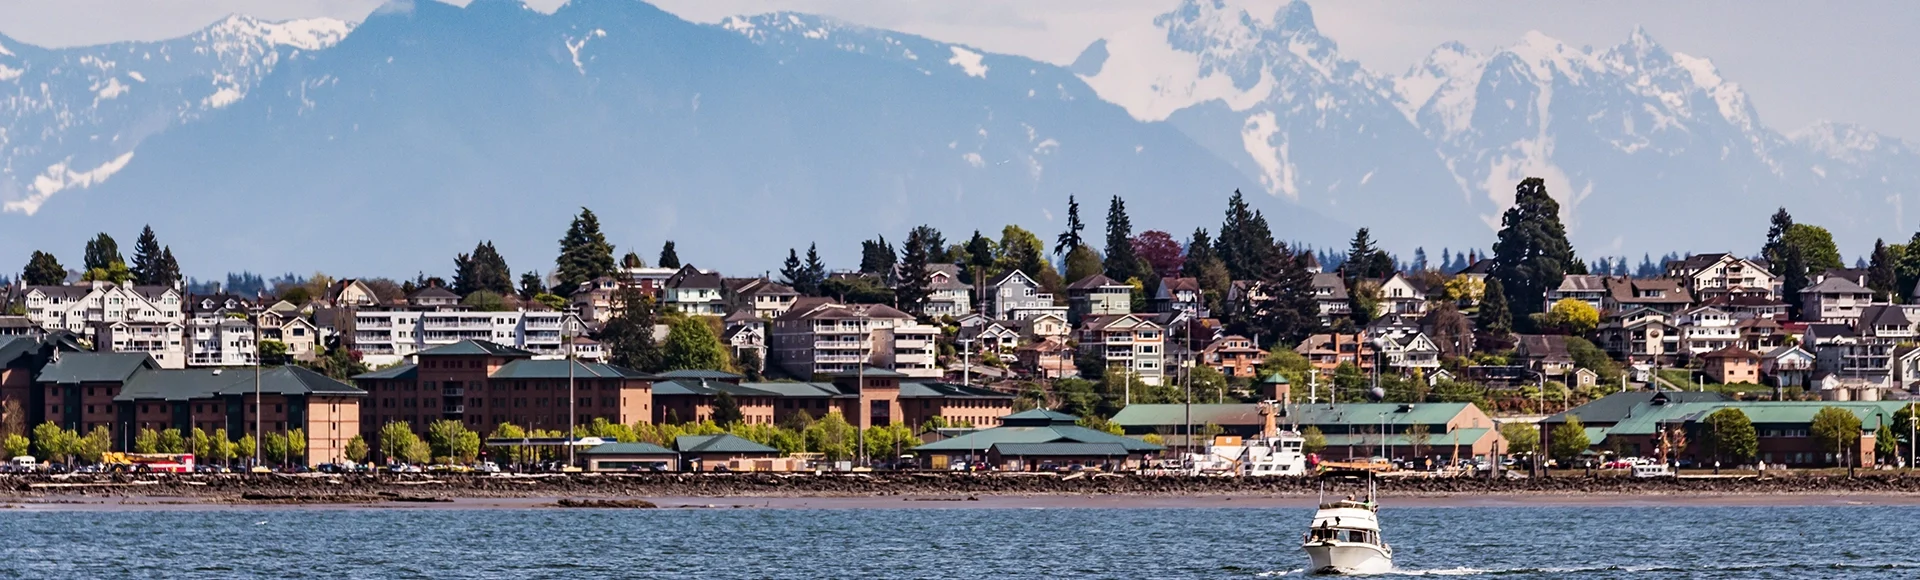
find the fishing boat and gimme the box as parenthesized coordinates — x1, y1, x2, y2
(1301, 474, 1393, 575)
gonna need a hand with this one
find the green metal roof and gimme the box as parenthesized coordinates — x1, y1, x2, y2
(1111, 404, 1265, 428)
(653, 369, 746, 380)
(416, 340, 534, 358)
(1543, 391, 1732, 426)
(898, 382, 1014, 399)
(118, 366, 366, 401)
(828, 366, 908, 378)
(1598, 400, 1908, 436)
(583, 442, 678, 456)
(489, 359, 641, 380)
(1260, 372, 1290, 384)
(735, 382, 851, 398)
(914, 424, 1163, 453)
(37, 352, 153, 384)
(991, 442, 1131, 457)
(353, 363, 418, 380)
(674, 434, 780, 454)
(0, 336, 39, 368)
(998, 409, 1080, 426)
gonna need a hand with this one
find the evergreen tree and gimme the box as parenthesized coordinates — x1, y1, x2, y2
(1103, 195, 1146, 282)
(779, 248, 807, 291)
(1898, 231, 1920, 304)
(1782, 246, 1810, 320)
(518, 271, 546, 300)
(1182, 228, 1217, 278)
(1762, 207, 1795, 274)
(1439, 248, 1452, 273)
(130, 226, 163, 285)
(896, 226, 937, 314)
(1412, 247, 1428, 271)
(1636, 254, 1659, 278)
(1869, 238, 1898, 301)
(1345, 228, 1393, 279)
(621, 252, 646, 269)
(452, 241, 513, 296)
(601, 286, 662, 372)
(1215, 190, 1277, 281)
(23, 251, 63, 286)
(1490, 178, 1579, 328)
(554, 208, 616, 296)
(153, 248, 182, 287)
(657, 241, 681, 269)
(859, 236, 896, 275)
(1244, 244, 1321, 348)
(712, 392, 745, 425)
(965, 231, 995, 284)
(1480, 277, 1513, 336)
(83, 233, 122, 274)
(1055, 195, 1085, 256)
(802, 244, 828, 296)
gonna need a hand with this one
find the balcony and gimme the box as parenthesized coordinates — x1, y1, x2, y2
(443, 387, 464, 397)
(444, 405, 465, 415)
(816, 354, 866, 363)
(815, 340, 872, 350)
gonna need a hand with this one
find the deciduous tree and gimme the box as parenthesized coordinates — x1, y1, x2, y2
(1702, 408, 1758, 465)
(1810, 406, 1862, 467)
(83, 233, 122, 274)
(662, 315, 731, 371)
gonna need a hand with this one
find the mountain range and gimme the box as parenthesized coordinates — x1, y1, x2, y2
(0, 0, 1913, 277)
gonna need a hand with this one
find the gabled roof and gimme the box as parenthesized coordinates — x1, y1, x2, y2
(1516, 335, 1571, 362)
(1762, 344, 1814, 360)
(775, 298, 912, 322)
(1543, 391, 1731, 425)
(1803, 276, 1870, 295)
(1555, 275, 1607, 293)
(406, 285, 460, 300)
(986, 269, 1038, 289)
(353, 363, 418, 381)
(37, 352, 154, 384)
(1310, 273, 1349, 300)
(653, 369, 746, 380)
(118, 366, 366, 401)
(1067, 274, 1125, 290)
(667, 265, 723, 290)
(999, 408, 1078, 425)
(1160, 277, 1200, 293)
(212, 366, 367, 397)
(1860, 304, 1911, 328)
(674, 434, 779, 454)
(416, 340, 535, 358)
(897, 382, 1014, 399)
(915, 420, 1162, 453)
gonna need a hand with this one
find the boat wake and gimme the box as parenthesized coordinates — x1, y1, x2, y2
(1257, 561, 1920, 576)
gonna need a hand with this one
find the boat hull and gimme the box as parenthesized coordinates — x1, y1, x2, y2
(1303, 542, 1392, 575)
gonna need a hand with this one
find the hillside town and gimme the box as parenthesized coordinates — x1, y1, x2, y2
(1, 180, 1916, 474)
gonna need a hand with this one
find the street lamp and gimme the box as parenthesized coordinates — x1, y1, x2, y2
(566, 307, 577, 469)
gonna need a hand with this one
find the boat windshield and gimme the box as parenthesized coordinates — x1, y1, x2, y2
(1306, 527, 1381, 546)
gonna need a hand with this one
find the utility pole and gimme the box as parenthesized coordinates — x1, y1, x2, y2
(1308, 370, 1319, 405)
(856, 307, 868, 468)
(958, 337, 972, 386)
(566, 309, 577, 469)
(253, 318, 262, 468)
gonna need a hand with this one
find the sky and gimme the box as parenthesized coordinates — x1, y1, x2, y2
(1, 0, 1916, 139)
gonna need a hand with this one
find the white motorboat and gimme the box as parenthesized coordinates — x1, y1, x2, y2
(1182, 401, 1308, 477)
(1301, 476, 1393, 575)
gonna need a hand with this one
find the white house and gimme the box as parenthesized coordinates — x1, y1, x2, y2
(1675, 306, 1740, 358)
(16, 282, 183, 338)
(986, 270, 1065, 321)
(664, 265, 727, 316)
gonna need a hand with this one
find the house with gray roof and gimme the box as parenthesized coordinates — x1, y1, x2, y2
(915, 409, 1163, 470)
(985, 270, 1065, 321)
(664, 265, 726, 316)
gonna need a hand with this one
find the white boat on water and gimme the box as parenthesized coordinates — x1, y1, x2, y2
(1301, 476, 1393, 575)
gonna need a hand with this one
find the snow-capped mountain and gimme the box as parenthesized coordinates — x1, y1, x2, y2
(1084, 0, 1920, 257)
(0, 0, 1338, 275)
(0, 15, 349, 215)
(1, 0, 1914, 274)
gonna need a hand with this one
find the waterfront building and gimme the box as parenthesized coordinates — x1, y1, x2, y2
(1109, 402, 1502, 460)
(913, 409, 1164, 470)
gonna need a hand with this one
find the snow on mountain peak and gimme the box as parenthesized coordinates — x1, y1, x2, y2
(198, 14, 352, 52)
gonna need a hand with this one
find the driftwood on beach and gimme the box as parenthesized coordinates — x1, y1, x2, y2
(5, 471, 1920, 502)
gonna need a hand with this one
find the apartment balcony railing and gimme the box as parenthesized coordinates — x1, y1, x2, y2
(815, 340, 872, 350)
(443, 387, 464, 397)
(444, 405, 465, 415)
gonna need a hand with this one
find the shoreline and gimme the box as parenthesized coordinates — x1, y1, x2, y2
(10, 472, 1920, 511)
(11, 491, 1920, 511)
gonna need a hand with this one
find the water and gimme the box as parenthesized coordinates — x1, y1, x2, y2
(0, 505, 1914, 578)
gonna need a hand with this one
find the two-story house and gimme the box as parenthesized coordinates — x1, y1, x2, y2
(1294, 333, 1375, 372)
(1377, 273, 1429, 316)
(1800, 275, 1874, 324)
(1067, 275, 1133, 325)
(1603, 277, 1694, 314)
(1076, 314, 1165, 385)
(664, 265, 726, 316)
(1197, 335, 1265, 378)
(1153, 277, 1206, 317)
(1310, 273, 1351, 323)
(569, 276, 625, 324)
(921, 265, 973, 318)
(723, 277, 800, 319)
(256, 303, 321, 362)
(985, 270, 1065, 321)
(1665, 253, 1778, 301)
(1546, 275, 1608, 312)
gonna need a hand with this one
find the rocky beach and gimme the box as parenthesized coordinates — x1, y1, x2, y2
(9, 472, 1920, 509)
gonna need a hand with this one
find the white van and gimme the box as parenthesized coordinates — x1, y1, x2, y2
(1631, 463, 1674, 478)
(9, 456, 38, 470)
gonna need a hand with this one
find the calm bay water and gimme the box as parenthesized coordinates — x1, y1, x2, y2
(1, 504, 1915, 578)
